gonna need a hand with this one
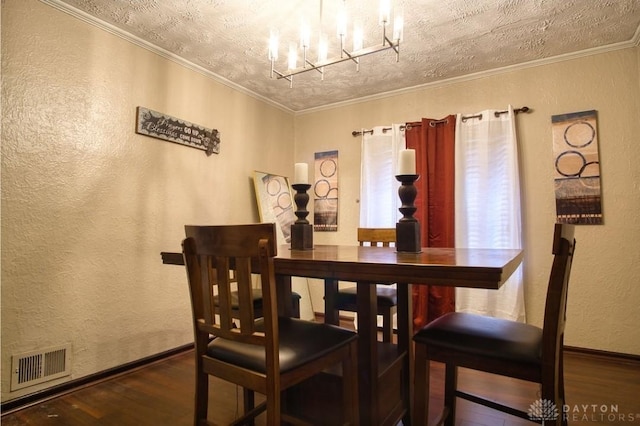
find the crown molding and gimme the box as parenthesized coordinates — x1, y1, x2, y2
(39, 0, 295, 115)
(296, 37, 640, 115)
(38, 0, 640, 117)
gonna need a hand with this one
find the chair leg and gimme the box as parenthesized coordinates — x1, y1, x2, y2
(413, 344, 429, 425)
(541, 349, 565, 426)
(194, 370, 209, 425)
(243, 388, 255, 426)
(265, 376, 281, 425)
(559, 348, 567, 426)
(443, 364, 457, 426)
(342, 340, 360, 425)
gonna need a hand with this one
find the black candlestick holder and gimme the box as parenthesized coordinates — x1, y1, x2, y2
(396, 174, 422, 253)
(291, 183, 313, 250)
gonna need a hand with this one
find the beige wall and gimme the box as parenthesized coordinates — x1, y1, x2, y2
(2, 0, 639, 405)
(295, 46, 640, 356)
(1, 0, 295, 401)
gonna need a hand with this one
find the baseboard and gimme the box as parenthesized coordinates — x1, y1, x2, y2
(564, 345, 640, 364)
(0, 343, 194, 416)
(2, 339, 637, 416)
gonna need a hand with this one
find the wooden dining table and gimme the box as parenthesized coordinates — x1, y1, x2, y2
(161, 244, 523, 426)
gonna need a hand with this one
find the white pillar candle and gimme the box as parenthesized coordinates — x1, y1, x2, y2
(294, 162, 309, 184)
(397, 149, 416, 175)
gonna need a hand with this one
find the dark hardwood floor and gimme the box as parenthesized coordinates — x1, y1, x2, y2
(2, 337, 639, 425)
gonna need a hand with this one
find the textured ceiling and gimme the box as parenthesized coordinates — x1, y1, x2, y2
(47, 0, 640, 112)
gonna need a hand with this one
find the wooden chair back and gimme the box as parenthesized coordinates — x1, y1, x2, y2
(183, 223, 359, 425)
(541, 223, 576, 399)
(357, 227, 396, 247)
(183, 223, 278, 353)
(412, 223, 576, 425)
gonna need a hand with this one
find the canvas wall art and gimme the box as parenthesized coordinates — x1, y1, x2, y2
(313, 150, 339, 231)
(551, 110, 603, 224)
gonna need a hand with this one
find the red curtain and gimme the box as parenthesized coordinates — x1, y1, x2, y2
(405, 116, 456, 331)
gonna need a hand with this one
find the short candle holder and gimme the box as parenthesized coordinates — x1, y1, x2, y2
(395, 174, 422, 253)
(291, 183, 313, 250)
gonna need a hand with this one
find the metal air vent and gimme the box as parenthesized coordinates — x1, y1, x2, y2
(11, 345, 71, 391)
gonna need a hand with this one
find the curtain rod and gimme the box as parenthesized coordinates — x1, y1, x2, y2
(352, 106, 531, 136)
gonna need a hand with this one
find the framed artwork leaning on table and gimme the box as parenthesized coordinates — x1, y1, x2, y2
(253, 171, 296, 244)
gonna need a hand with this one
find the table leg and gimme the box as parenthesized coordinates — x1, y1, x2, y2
(356, 281, 379, 424)
(276, 274, 294, 318)
(397, 282, 413, 426)
(324, 278, 340, 325)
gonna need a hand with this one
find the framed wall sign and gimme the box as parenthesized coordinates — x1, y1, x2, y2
(136, 107, 220, 155)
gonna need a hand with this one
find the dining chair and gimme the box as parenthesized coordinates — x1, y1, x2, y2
(412, 223, 575, 426)
(334, 228, 398, 342)
(182, 223, 359, 425)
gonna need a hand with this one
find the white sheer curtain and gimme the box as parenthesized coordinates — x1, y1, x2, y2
(455, 106, 526, 322)
(360, 125, 405, 226)
(358, 124, 405, 329)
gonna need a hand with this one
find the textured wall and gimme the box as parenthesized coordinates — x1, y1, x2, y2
(2, 0, 639, 406)
(295, 46, 640, 356)
(1, 0, 294, 401)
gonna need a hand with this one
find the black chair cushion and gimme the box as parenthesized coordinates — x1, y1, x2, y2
(336, 285, 397, 308)
(413, 312, 543, 364)
(215, 288, 301, 309)
(207, 317, 357, 374)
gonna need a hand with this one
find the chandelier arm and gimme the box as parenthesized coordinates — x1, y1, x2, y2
(271, 68, 293, 83)
(273, 42, 398, 81)
(383, 35, 401, 61)
(342, 50, 359, 66)
(304, 59, 324, 75)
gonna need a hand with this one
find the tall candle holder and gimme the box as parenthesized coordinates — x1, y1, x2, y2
(395, 174, 422, 253)
(291, 183, 314, 250)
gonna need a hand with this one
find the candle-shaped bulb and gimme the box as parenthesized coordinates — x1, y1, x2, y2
(353, 22, 364, 51)
(379, 0, 391, 25)
(287, 42, 297, 70)
(268, 29, 279, 61)
(300, 18, 311, 48)
(294, 163, 309, 184)
(337, 1, 348, 38)
(318, 34, 328, 63)
(397, 149, 416, 175)
(393, 10, 404, 41)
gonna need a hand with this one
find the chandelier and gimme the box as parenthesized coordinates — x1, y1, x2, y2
(268, 0, 404, 86)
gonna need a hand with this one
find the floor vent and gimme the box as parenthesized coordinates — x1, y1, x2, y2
(11, 345, 72, 391)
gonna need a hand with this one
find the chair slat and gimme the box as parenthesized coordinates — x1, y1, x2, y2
(235, 256, 256, 335)
(214, 257, 234, 332)
(357, 228, 396, 247)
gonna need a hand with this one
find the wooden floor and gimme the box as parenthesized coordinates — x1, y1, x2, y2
(2, 346, 639, 426)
